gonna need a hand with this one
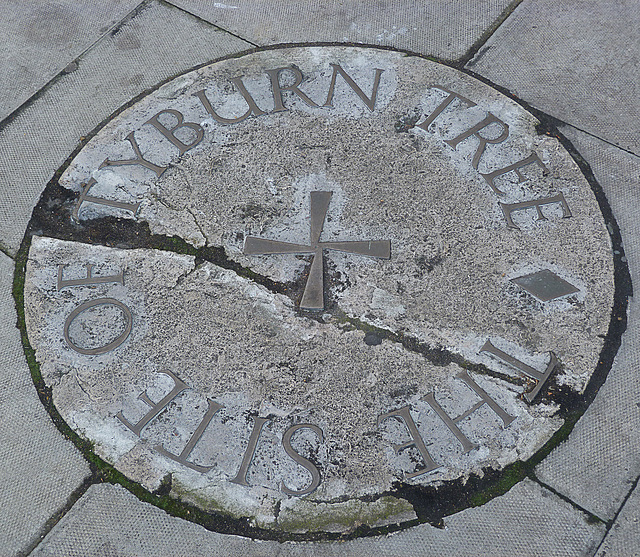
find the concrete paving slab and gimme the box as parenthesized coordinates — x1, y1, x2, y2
(30, 479, 605, 557)
(535, 126, 640, 521)
(466, 0, 640, 155)
(29, 483, 284, 557)
(0, 0, 251, 256)
(169, 0, 516, 61)
(595, 479, 640, 557)
(0, 0, 142, 122)
(0, 252, 90, 556)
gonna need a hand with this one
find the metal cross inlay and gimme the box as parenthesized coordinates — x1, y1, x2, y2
(243, 191, 391, 310)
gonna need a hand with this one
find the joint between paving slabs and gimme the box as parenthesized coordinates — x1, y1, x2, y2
(529, 475, 606, 526)
(592, 469, 640, 554)
(17, 476, 94, 557)
(0, 242, 14, 259)
(160, 0, 260, 48)
(457, 0, 525, 68)
(0, 0, 152, 134)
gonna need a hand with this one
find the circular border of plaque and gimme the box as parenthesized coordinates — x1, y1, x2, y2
(15, 45, 630, 538)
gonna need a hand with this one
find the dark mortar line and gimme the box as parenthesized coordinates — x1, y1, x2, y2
(0, 243, 13, 260)
(529, 475, 606, 525)
(456, 0, 525, 68)
(0, 0, 151, 134)
(593, 470, 640, 554)
(18, 476, 95, 557)
(554, 122, 640, 160)
(160, 0, 260, 48)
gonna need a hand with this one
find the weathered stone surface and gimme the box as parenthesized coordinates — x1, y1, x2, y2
(25, 236, 562, 529)
(0, 0, 250, 256)
(23, 47, 617, 533)
(60, 47, 614, 391)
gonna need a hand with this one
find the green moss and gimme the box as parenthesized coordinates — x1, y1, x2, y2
(275, 496, 415, 533)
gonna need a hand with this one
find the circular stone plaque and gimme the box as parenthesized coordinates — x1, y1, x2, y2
(21, 46, 620, 535)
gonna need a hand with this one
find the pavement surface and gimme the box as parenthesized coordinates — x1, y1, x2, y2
(1, 1, 639, 555)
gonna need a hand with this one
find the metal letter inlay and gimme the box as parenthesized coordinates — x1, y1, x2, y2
(480, 340, 558, 402)
(99, 131, 167, 177)
(421, 372, 515, 454)
(117, 370, 188, 436)
(64, 298, 133, 355)
(280, 424, 324, 496)
(414, 87, 476, 131)
(72, 178, 141, 222)
(444, 113, 510, 169)
(266, 67, 321, 112)
(230, 416, 271, 486)
(155, 398, 223, 472)
(322, 64, 384, 112)
(145, 109, 204, 155)
(378, 406, 439, 479)
(194, 78, 267, 124)
(500, 193, 572, 230)
(481, 153, 548, 195)
(244, 191, 391, 310)
(57, 263, 124, 291)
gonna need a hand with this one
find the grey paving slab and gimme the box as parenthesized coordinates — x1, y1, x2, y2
(168, 0, 515, 61)
(596, 480, 640, 557)
(0, 0, 251, 257)
(30, 479, 604, 557)
(0, 252, 90, 556)
(466, 0, 640, 155)
(535, 126, 640, 521)
(0, 0, 142, 122)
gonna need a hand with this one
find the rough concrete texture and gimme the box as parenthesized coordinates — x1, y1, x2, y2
(170, 0, 516, 61)
(0, 252, 90, 555)
(31, 480, 605, 557)
(23, 237, 558, 530)
(595, 480, 640, 557)
(535, 126, 640, 520)
(467, 0, 640, 156)
(60, 47, 614, 395)
(0, 0, 250, 257)
(0, 0, 141, 121)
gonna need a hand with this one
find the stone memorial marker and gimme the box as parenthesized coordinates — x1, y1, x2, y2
(19, 46, 620, 535)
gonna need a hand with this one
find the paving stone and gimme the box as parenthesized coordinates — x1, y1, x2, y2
(20, 47, 620, 533)
(0, 252, 90, 556)
(0, 0, 142, 122)
(0, 0, 251, 256)
(30, 479, 605, 557)
(29, 483, 284, 557)
(169, 0, 515, 61)
(466, 0, 640, 155)
(595, 479, 640, 557)
(535, 126, 640, 520)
